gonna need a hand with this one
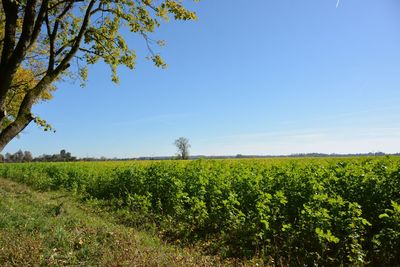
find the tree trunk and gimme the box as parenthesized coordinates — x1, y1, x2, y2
(0, 112, 33, 151)
(0, 76, 53, 152)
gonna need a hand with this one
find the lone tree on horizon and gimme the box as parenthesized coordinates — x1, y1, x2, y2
(174, 137, 190, 160)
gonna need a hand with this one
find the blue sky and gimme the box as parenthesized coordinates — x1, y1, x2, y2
(5, 0, 400, 157)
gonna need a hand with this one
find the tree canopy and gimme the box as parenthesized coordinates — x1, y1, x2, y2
(174, 137, 190, 159)
(0, 0, 197, 151)
(0, 12, 56, 132)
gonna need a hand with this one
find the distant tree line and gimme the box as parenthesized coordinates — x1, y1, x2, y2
(1, 149, 399, 163)
(0, 150, 33, 162)
(0, 149, 76, 163)
(34, 149, 76, 162)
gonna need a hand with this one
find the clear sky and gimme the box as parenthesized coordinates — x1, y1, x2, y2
(5, 0, 400, 158)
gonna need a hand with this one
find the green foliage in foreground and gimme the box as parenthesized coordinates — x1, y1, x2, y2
(0, 157, 399, 265)
(0, 178, 224, 266)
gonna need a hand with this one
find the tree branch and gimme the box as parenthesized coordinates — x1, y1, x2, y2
(29, 0, 49, 48)
(45, 0, 74, 73)
(49, 0, 83, 10)
(14, 0, 38, 55)
(0, 0, 19, 120)
(0, 0, 18, 68)
(0, 0, 37, 105)
(0, 111, 33, 151)
(45, 10, 55, 73)
(79, 47, 102, 57)
(55, 38, 76, 57)
(0, 72, 54, 152)
(53, 0, 96, 76)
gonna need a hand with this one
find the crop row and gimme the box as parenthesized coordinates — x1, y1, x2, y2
(0, 158, 399, 265)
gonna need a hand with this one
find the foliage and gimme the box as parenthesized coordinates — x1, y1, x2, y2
(0, 177, 225, 266)
(0, 149, 76, 162)
(0, 157, 399, 265)
(0, 149, 33, 162)
(0, 15, 56, 131)
(0, 0, 197, 151)
(34, 149, 77, 162)
(174, 137, 190, 160)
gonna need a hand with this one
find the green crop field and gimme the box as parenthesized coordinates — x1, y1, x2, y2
(0, 157, 399, 266)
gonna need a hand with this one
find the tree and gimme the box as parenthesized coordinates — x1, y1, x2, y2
(0, 11, 56, 134)
(0, 0, 197, 152)
(13, 149, 24, 162)
(23, 150, 32, 161)
(174, 137, 190, 160)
